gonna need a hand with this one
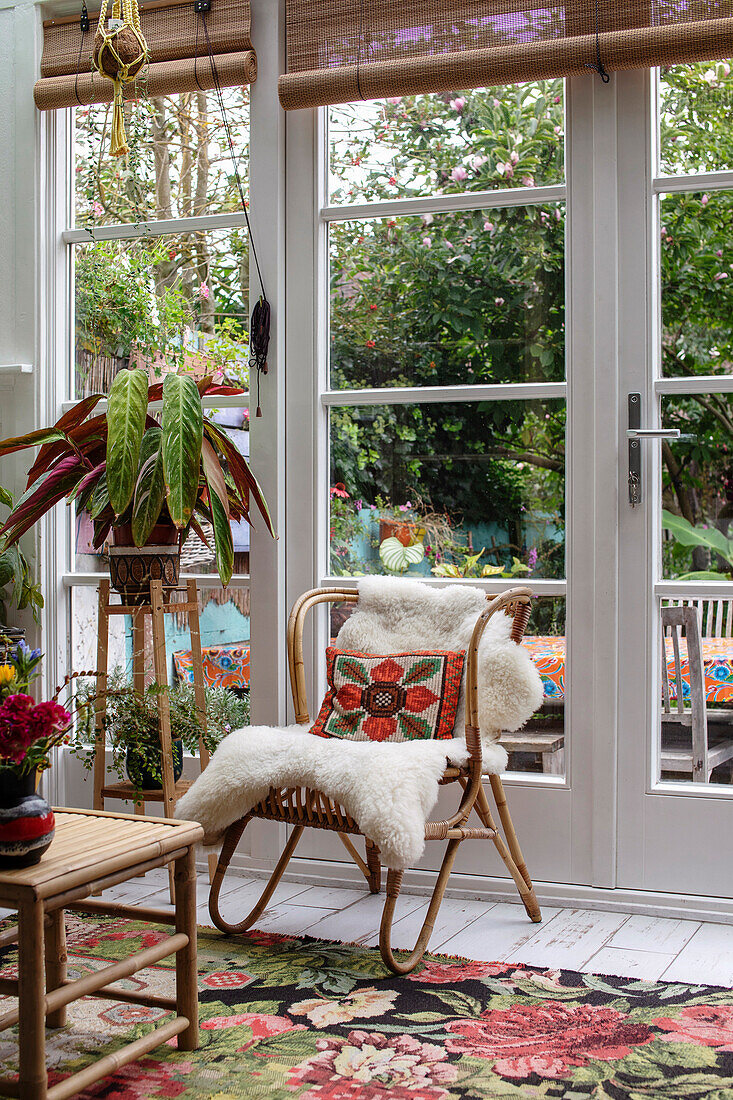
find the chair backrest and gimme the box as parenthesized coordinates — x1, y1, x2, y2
(661, 604, 708, 781)
(286, 585, 532, 729)
(662, 597, 733, 638)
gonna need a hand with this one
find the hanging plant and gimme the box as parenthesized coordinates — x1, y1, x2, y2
(93, 0, 148, 157)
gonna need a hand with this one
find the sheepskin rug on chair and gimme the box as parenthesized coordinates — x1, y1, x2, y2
(176, 577, 543, 869)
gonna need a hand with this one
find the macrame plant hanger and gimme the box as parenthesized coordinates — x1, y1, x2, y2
(194, 0, 270, 416)
(93, 0, 149, 156)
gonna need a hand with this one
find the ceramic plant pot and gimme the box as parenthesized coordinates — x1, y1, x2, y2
(0, 768, 55, 868)
(125, 738, 183, 791)
(109, 523, 179, 604)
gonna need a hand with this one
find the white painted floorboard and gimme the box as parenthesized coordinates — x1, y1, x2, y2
(95, 868, 733, 987)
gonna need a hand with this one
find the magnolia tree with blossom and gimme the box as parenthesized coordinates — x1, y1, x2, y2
(328, 62, 733, 581)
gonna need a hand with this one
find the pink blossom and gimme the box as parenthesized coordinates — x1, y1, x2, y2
(422, 236, 432, 247)
(554, 125, 562, 135)
(714, 272, 728, 281)
(495, 297, 505, 306)
(388, 175, 397, 185)
(91, 200, 103, 217)
(484, 221, 495, 232)
(510, 151, 519, 165)
(722, 62, 731, 78)
(554, 94, 561, 103)
(449, 96, 466, 113)
(451, 165, 468, 182)
(522, 175, 536, 187)
(386, 96, 402, 105)
(422, 212, 434, 226)
(717, 249, 723, 257)
(702, 193, 709, 206)
(472, 155, 488, 170)
(198, 282, 210, 301)
(554, 208, 562, 221)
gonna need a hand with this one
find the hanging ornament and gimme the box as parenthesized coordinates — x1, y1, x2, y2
(92, 0, 148, 157)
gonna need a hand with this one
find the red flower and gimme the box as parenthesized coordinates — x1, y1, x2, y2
(409, 959, 510, 984)
(201, 1011, 305, 1040)
(365, 340, 376, 348)
(445, 1001, 653, 1080)
(654, 1005, 733, 1049)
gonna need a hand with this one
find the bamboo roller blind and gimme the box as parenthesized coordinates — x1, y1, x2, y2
(279, 0, 733, 110)
(34, 0, 256, 112)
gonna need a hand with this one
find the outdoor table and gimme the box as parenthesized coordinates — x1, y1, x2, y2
(522, 635, 733, 704)
(174, 642, 250, 690)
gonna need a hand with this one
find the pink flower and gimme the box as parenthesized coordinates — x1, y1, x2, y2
(493, 97, 501, 107)
(451, 165, 468, 182)
(717, 249, 723, 257)
(510, 151, 519, 165)
(483, 220, 494, 232)
(422, 236, 432, 247)
(289, 1030, 457, 1098)
(91, 200, 103, 217)
(495, 297, 505, 306)
(702, 194, 709, 206)
(445, 1002, 653, 1080)
(386, 96, 402, 105)
(654, 1005, 733, 1050)
(714, 272, 728, 281)
(554, 125, 562, 135)
(522, 175, 535, 187)
(201, 1011, 304, 1040)
(422, 213, 434, 226)
(722, 62, 731, 77)
(472, 155, 488, 170)
(449, 96, 465, 113)
(198, 282, 210, 300)
(409, 959, 508, 984)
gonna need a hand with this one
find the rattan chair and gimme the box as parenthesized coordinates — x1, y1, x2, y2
(208, 585, 542, 973)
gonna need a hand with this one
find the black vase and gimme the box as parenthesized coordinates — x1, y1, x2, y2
(125, 738, 183, 791)
(0, 767, 55, 869)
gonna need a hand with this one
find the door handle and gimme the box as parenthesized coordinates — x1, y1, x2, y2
(626, 428, 681, 439)
(627, 393, 680, 507)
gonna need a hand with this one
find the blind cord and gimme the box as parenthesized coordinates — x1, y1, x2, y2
(585, 0, 610, 83)
(194, 4, 270, 414)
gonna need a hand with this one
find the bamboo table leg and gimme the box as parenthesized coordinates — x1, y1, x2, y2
(18, 896, 47, 1099)
(45, 908, 68, 1028)
(174, 846, 199, 1051)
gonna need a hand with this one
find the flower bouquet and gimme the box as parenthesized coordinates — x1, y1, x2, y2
(0, 641, 71, 868)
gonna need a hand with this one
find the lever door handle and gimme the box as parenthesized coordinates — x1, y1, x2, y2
(626, 428, 681, 439)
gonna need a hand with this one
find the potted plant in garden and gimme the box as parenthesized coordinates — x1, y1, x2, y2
(0, 368, 274, 596)
(0, 642, 71, 867)
(72, 671, 249, 804)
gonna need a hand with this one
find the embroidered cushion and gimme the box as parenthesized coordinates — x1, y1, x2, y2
(312, 648, 465, 743)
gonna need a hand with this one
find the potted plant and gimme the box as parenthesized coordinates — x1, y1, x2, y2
(0, 487, 44, 635)
(0, 369, 274, 597)
(0, 642, 71, 867)
(72, 671, 249, 803)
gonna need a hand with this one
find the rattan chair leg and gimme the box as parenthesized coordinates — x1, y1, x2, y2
(487, 776, 541, 921)
(365, 840, 381, 895)
(209, 820, 304, 935)
(379, 839, 461, 975)
(473, 781, 541, 923)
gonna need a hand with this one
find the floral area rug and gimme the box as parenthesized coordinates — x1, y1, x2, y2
(1, 913, 733, 1097)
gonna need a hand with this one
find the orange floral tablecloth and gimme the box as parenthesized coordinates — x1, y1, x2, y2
(522, 636, 733, 704)
(174, 643, 250, 690)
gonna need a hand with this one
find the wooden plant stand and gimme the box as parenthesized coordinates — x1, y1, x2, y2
(0, 808, 203, 1100)
(93, 577, 215, 880)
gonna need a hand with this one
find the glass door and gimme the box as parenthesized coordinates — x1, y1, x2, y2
(617, 61, 733, 899)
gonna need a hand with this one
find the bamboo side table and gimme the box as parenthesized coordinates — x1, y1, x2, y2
(0, 808, 203, 1100)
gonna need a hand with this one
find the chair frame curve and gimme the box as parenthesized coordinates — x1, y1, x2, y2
(208, 585, 541, 973)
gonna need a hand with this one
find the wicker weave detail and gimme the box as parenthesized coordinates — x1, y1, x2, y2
(249, 788, 363, 834)
(35, 49, 257, 111)
(280, 0, 733, 110)
(41, 0, 252, 77)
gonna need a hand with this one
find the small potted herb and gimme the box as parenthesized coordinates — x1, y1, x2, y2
(72, 670, 249, 803)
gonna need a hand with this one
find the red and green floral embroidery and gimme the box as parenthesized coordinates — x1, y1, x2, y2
(312, 648, 465, 742)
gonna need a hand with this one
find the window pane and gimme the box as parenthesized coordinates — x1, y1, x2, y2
(329, 207, 565, 390)
(329, 400, 565, 580)
(72, 584, 250, 691)
(74, 89, 249, 226)
(657, 594, 733, 788)
(74, 228, 249, 400)
(660, 190, 733, 379)
(659, 61, 733, 176)
(329, 82, 564, 204)
(660, 394, 733, 582)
